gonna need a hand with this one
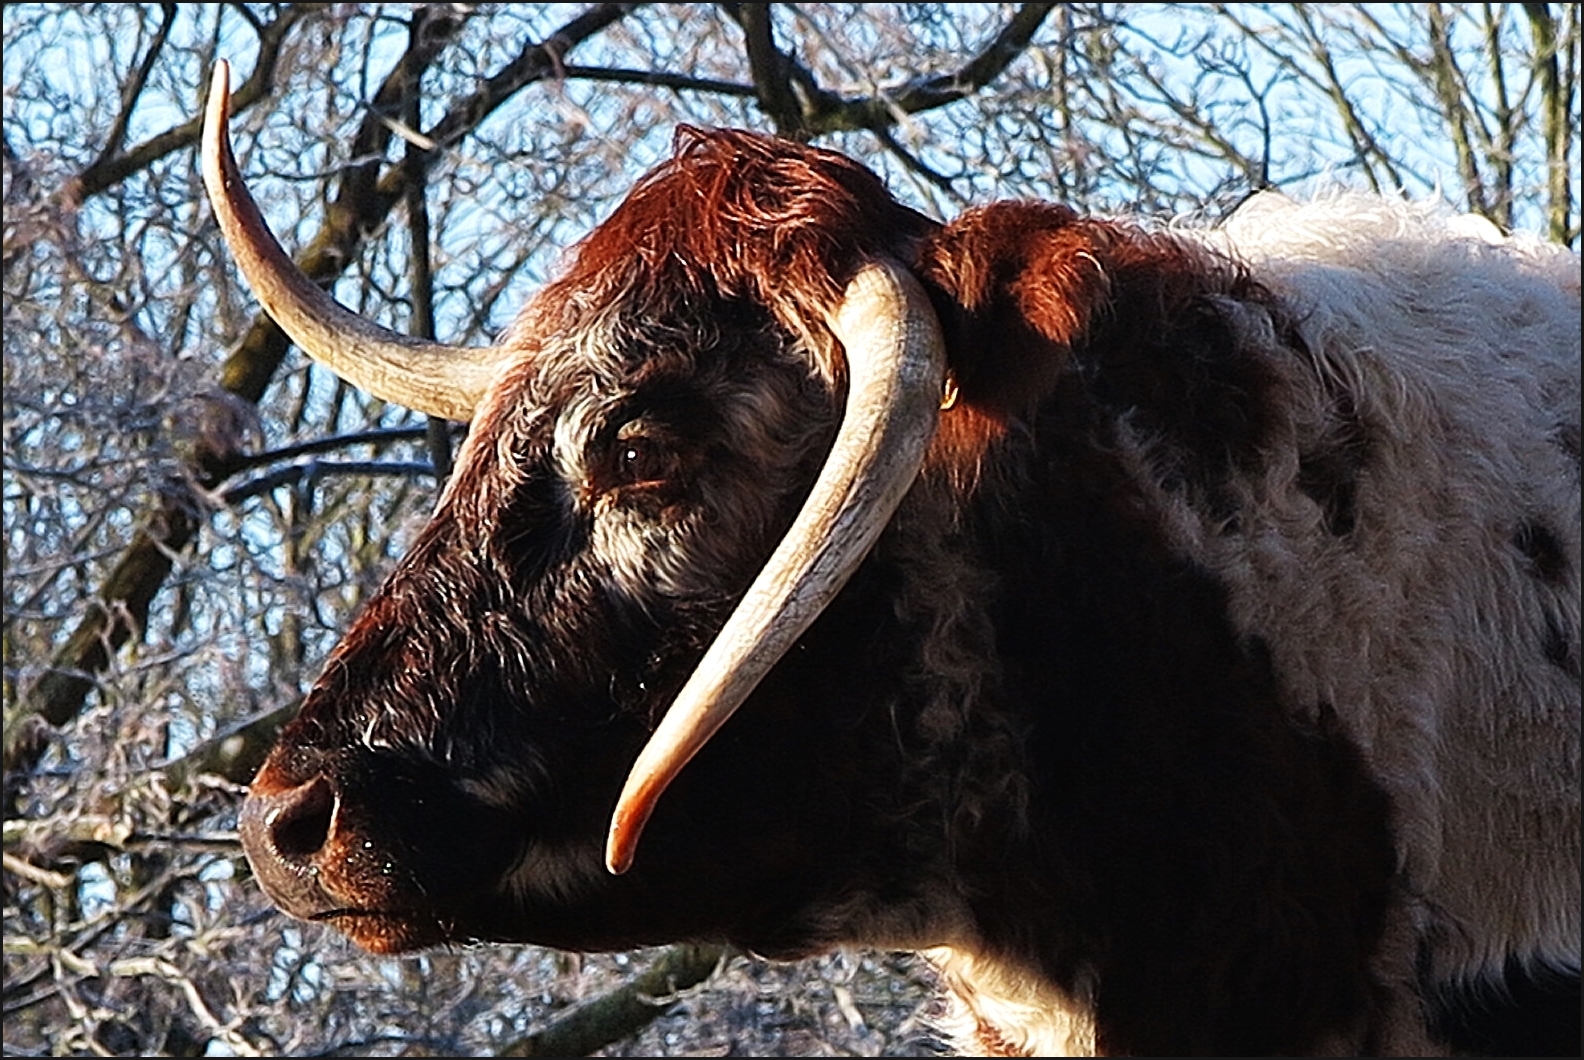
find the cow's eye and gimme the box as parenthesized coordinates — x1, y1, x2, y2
(609, 422, 681, 490)
(618, 436, 669, 484)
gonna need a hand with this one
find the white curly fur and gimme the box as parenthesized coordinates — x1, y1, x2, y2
(1194, 192, 1579, 978)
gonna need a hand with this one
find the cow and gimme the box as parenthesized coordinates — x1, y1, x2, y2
(201, 61, 1579, 1056)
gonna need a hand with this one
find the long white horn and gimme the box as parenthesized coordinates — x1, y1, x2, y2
(605, 258, 947, 874)
(202, 60, 508, 422)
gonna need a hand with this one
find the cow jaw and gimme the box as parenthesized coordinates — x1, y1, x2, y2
(604, 258, 948, 874)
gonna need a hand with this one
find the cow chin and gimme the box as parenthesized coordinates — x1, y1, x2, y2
(318, 909, 453, 955)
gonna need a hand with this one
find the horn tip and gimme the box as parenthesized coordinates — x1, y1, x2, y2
(204, 61, 233, 142)
(208, 59, 231, 111)
(604, 821, 637, 876)
(605, 783, 661, 875)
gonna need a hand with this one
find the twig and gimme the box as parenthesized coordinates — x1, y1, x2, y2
(496, 944, 732, 1057)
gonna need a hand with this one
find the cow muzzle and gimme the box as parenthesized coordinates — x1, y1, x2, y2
(238, 752, 517, 953)
(238, 774, 345, 922)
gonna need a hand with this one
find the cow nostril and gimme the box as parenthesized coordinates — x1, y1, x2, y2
(269, 776, 337, 860)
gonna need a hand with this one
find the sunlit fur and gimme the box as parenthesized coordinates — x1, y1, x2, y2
(927, 943, 1097, 1056)
(240, 128, 1579, 1056)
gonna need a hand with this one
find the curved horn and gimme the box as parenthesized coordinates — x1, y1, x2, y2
(202, 60, 508, 422)
(605, 258, 948, 874)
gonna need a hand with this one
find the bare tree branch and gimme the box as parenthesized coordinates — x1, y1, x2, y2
(496, 945, 732, 1057)
(1526, 2, 1577, 242)
(94, 4, 179, 165)
(64, 4, 315, 205)
(888, 2, 1060, 113)
(726, 3, 1058, 139)
(736, 3, 807, 137)
(560, 63, 757, 98)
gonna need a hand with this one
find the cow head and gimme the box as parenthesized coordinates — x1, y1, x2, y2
(204, 63, 965, 956)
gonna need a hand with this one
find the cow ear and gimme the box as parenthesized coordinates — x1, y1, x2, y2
(917, 202, 1109, 425)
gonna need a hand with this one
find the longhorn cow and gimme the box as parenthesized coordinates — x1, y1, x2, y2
(202, 62, 1579, 1055)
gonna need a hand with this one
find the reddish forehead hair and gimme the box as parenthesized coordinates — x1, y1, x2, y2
(519, 126, 938, 355)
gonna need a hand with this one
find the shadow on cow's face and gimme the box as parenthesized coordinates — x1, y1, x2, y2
(238, 292, 877, 955)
